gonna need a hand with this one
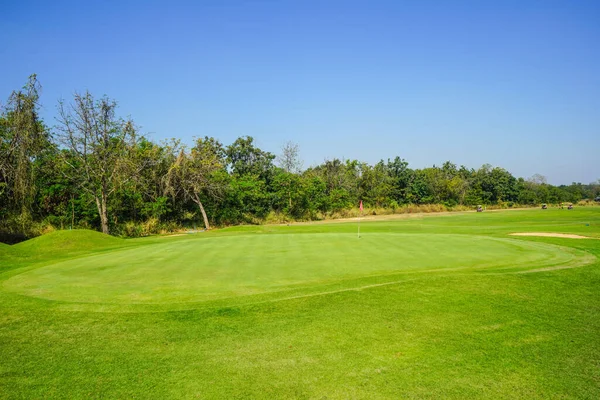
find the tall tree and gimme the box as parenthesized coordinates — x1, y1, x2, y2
(359, 161, 392, 207)
(277, 141, 303, 209)
(165, 137, 227, 230)
(226, 136, 275, 179)
(278, 141, 303, 174)
(386, 157, 412, 205)
(0, 74, 49, 217)
(55, 91, 139, 234)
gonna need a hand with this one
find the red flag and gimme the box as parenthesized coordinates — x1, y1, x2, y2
(359, 200, 363, 211)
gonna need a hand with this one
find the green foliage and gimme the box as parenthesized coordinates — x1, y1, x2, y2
(165, 136, 228, 230)
(226, 136, 275, 179)
(55, 91, 142, 234)
(2, 75, 599, 241)
(0, 74, 51, 221)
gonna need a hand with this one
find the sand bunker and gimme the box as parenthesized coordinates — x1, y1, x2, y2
(510, 232, 595, 239)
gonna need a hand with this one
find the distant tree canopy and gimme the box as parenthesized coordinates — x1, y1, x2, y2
(1, 75, 599, 239)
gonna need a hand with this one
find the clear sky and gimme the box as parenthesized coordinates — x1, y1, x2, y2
(2, 0, 599, 185)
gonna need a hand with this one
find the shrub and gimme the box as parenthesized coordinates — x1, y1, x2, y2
(121, 222, 142, 238)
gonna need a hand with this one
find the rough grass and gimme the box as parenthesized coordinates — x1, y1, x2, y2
(0, 208, 599, 398)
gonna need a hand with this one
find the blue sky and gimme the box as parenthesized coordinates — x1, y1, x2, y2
(2, 0, 599, 184)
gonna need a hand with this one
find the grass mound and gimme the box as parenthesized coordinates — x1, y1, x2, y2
(13, 229, 125, 256)
(0, 242, 13, 257)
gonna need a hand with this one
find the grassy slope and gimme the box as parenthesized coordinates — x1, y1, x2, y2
(0, 230, 131, 278)
(0, 243, 13, 265)
(0, 208, 599, 398)
(13, 229, 126, 255)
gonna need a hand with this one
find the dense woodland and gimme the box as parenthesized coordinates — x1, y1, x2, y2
(1, 75, 599, 241)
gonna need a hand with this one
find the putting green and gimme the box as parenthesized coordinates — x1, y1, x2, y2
(3, 233, 590, 307)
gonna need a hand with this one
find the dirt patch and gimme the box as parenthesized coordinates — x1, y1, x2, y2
(509, 232, 596, 239)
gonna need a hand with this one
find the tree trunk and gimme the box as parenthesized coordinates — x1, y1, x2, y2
(95, 193, 110, 235)
(193, 193, 211, 230)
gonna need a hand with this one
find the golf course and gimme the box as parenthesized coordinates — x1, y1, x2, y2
(1, 208, 599, 398)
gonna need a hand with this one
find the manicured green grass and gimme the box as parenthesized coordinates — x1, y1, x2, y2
(1, 208, 599, 398)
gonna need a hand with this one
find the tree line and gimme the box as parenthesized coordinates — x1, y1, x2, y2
(1, 75, 599, 241)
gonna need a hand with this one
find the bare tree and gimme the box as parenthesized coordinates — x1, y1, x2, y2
(55, 91, 139, 234)
(278, 141, 303, 174)
(529, 173, 548, 185)
(276, 141, 303, 210)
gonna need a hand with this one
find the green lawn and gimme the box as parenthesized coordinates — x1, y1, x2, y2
(1, 208, 599, 398)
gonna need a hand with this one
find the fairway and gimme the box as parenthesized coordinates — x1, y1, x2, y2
(1, 208, 600, 398)
(3, 233, 590, 308)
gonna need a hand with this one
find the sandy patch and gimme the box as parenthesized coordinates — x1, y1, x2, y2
(509, 232, 595, 239)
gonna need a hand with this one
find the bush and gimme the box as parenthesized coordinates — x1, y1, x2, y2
(443, 199, 458, 208)
(264, 212, 289, 225)
(141, 217, 160, 236)
(121, 222, 143, 238)
(497, 200, 509, 209)
(0, 212, 57, 243)
(118, 218, 184, 238)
